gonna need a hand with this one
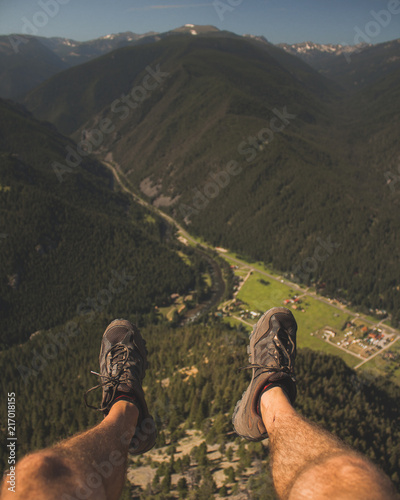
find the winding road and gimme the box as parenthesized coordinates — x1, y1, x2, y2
(102, 160, 226, 323)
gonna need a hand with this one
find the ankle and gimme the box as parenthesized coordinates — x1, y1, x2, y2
(108, 399, 139, 426)
(260, 386, 294, 431)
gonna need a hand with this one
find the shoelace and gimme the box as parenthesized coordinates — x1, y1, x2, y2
(240, 332, 295, 374)
(84, 344, 131, 411)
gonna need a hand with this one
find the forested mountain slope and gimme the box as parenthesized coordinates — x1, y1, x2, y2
(0, 36, 68, 100)
(316, 38, 400, 90)
(1, 321, 399, 493)
(0, 98, 197, 348)
(25, 34, 334, 136)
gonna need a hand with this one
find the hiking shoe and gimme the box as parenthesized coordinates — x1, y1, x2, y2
(84, 319, 157, 455)
(232, 307, 297, 441)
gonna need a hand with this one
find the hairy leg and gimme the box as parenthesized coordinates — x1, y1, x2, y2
(261, 387, 398, 500)
(1, 401, 138, 500)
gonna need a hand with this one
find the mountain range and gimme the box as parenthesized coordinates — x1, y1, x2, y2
(0, 26, 223, 99)
(1, 25, 399, 327)
(2, 25, 398, 99)
(16, 27, 400, 326)
(279, 38, 400, 89)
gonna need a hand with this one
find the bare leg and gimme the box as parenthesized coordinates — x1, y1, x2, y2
(260, 387, 398, 500)
(1, 401, 138, 500)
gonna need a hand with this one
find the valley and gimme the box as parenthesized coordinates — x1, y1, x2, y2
(102, 155, 400, 386)
(19, 31, 400, 330)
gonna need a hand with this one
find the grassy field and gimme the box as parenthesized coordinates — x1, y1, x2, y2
(177, 250, 192, 266)
(223, 266, 383, 371)
(203, 271, 212, 287)
(223, 252, 285, 280)
(236, 273, 295, 311)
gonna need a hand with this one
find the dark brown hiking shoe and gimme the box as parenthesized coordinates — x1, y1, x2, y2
(232, 307, 297, 441)
(84, 319, 157, 455)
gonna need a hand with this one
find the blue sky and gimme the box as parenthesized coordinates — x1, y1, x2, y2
(0, 0, 399, 45)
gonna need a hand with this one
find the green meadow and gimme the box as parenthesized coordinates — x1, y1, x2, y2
(224, 265, 377, 371)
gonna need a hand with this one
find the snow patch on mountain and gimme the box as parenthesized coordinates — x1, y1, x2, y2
(278, 41, 371, 58)
(61, 39, 77, 47)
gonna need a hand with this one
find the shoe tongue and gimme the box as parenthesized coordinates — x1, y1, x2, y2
(272, 312, 297, 336)
(270, 316, 281, 333)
